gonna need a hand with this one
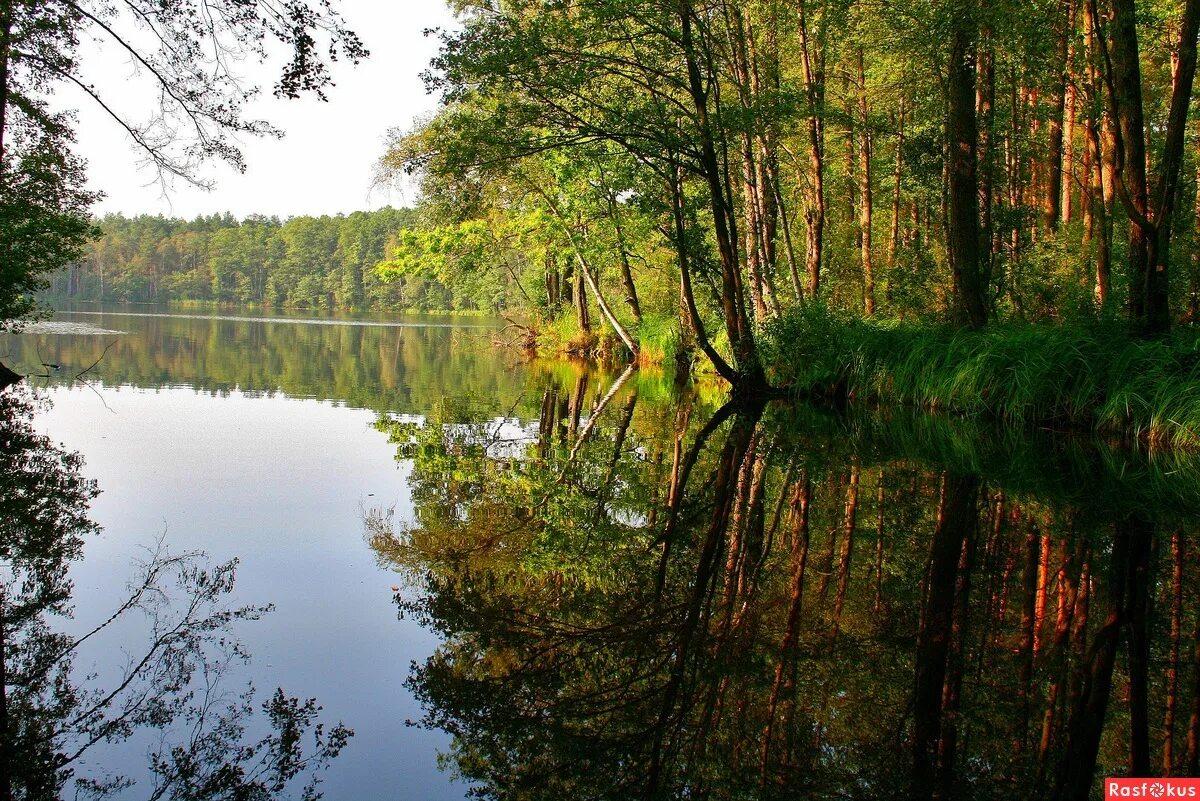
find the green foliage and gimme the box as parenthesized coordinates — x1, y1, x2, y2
(765, 305, 1200, 447)
(50, 209, 422, 311)
(0, 123, 97, 329)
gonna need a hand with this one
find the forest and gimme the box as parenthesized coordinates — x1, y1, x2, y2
(49, 210, 452, 310)
(43, 0, 1200, 425)
(364, 0, 1200, 408)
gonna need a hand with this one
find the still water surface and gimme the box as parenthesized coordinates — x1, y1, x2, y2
(4, 305, 1198, 800)
(6, 306, 507, 799)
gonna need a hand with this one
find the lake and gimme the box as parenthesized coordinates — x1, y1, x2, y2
(2, 305, 1196, 800)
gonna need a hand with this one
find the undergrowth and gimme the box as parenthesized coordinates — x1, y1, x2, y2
(763, 305, 1200, 449)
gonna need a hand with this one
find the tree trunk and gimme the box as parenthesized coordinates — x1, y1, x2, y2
(1147, 0, 1200, 332)
(678, 1, 763, 387)
(857, 49, 875, 315)
(797, 0, 825, 299)
(670, 164, 737, 384)
(890, 99, 906, 272)
(1062, 4, 1079, 226)
(606, 189, 643, 323)
(946, 18, 988, 329)
(1102, 0, 1156, 332)
(1045, 0, 1072, 230)
(977, 39, 996, 286)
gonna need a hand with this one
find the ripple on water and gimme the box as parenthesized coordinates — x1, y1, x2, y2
(19, 321, 127, 336)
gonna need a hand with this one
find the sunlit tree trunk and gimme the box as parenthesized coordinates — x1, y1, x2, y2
(796, 0, 825, 298)
(1062, 2, 1079, 225)
(857, 49, 875, 315)
(889, 100, 906, 274)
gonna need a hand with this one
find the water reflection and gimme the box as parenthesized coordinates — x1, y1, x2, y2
(0, 387, 350, 799)
(371, 371, 1200, 800)
(4, 307, 518, 413)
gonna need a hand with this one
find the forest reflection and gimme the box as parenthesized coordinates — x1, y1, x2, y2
(370, 369, 1200, 801)
(5, 309, 514, 414)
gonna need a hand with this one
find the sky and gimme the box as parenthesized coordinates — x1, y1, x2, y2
(71, 1, 459, 220)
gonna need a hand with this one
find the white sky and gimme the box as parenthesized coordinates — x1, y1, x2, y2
(71, 1, 458, 220)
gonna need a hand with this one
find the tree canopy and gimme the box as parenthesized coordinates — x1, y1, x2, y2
(376, 0, 1200, 391)
(0, 0, 367, 328)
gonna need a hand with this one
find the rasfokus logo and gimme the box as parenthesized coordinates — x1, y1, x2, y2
(1106, 779, 1200, 799)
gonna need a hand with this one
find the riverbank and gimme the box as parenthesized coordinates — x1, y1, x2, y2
(762, 307, 1200, 449)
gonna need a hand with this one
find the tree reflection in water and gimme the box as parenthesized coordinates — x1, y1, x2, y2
(0, 387, 350, 800)
(371, 368, 1200, 801)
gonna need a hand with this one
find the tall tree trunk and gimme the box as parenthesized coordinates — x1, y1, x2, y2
(857, 49, 875, 315)
(1147, 0, 1200, 332)
(797, 0, 825, 298)
(670, 164, 738, 384)
(947, 17, 988, 329)
(890, 99, 906, 272)
(678, 1, 762, 387)
(1083, 0, 1112, 305)
(1045, 0, 1072, 230)
(977, 39, 996, 286)
(1063, 3, 1079, 226)
(1101, 0, 1156, 332)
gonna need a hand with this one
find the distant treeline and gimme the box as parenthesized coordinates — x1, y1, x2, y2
(46, 209, 494, 312)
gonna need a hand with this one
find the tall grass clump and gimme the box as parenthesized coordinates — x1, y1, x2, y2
(762, 305, 1200, 449)
(636, 312, 683, 367)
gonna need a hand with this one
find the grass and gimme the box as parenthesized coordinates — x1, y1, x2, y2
(635, 312, 683, 367)
(762, 305, 1200, 449)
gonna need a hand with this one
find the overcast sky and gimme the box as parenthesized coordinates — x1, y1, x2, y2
(71, 1, 458, 220)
